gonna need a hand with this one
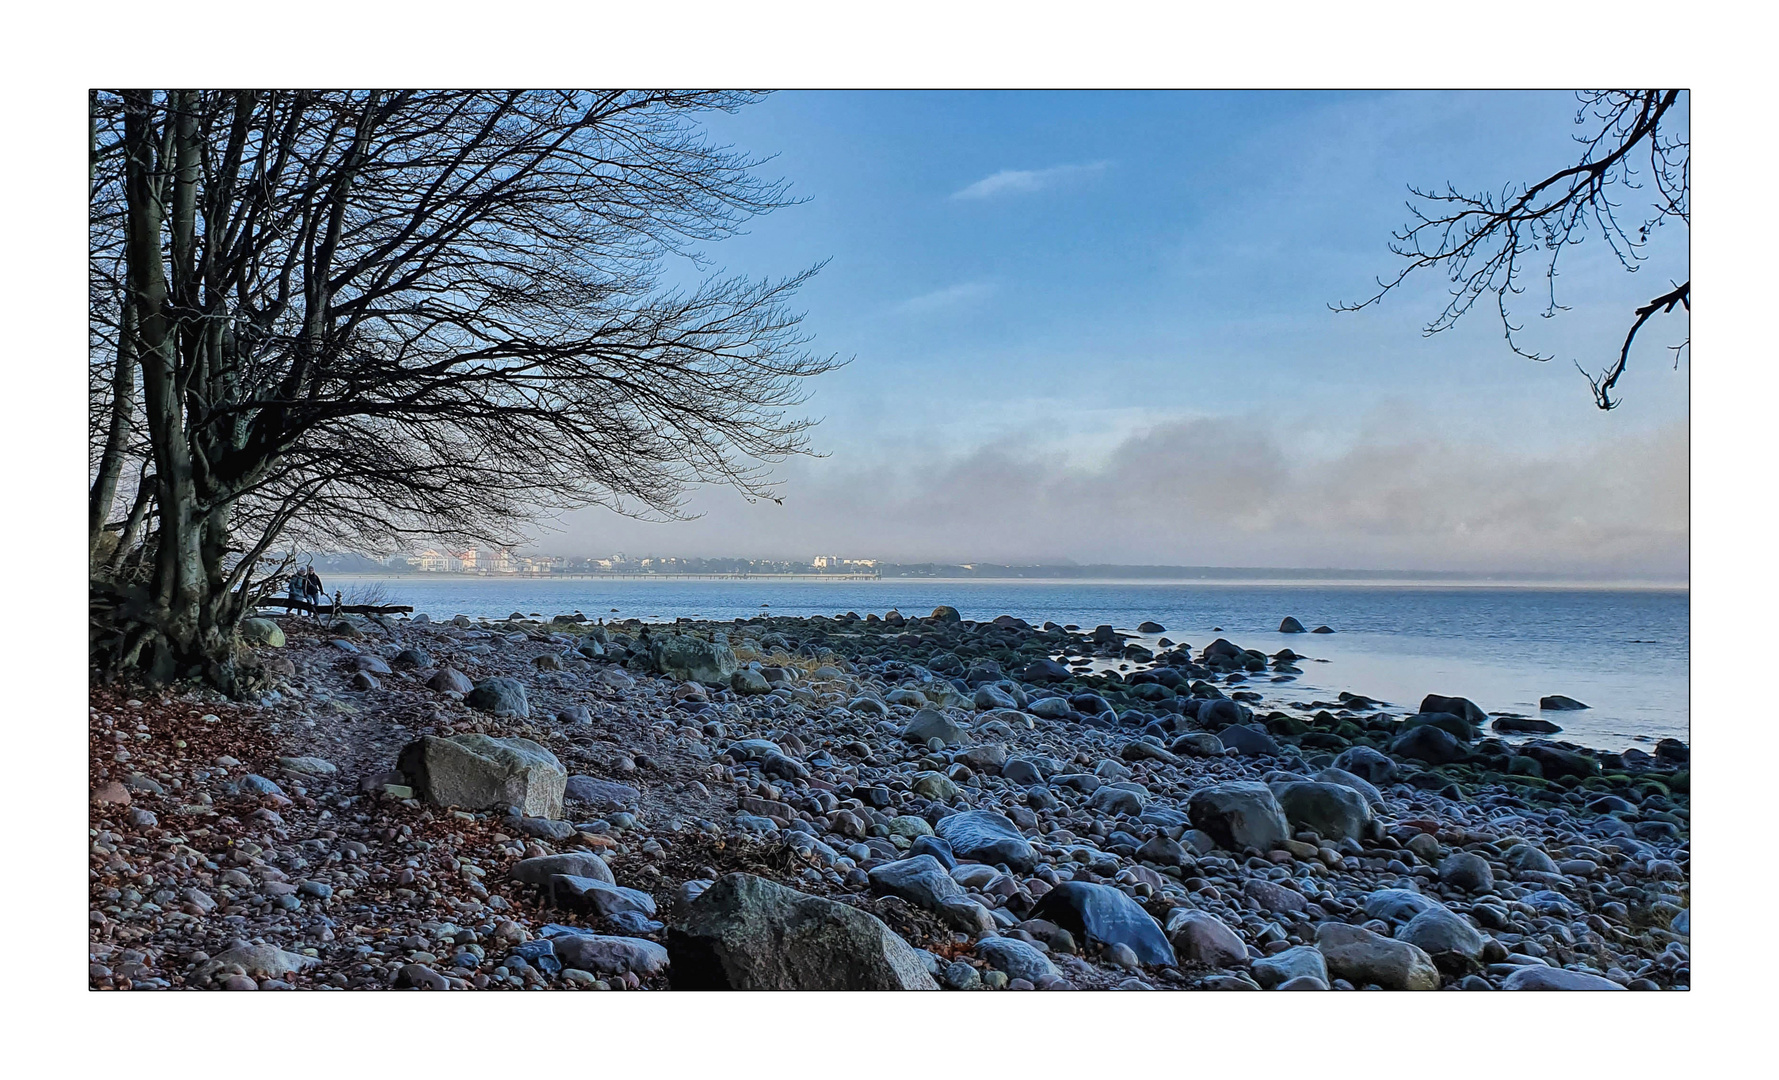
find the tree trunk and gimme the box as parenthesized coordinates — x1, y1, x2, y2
(89, 298, 138, 559)
(102, 91, 248, 692)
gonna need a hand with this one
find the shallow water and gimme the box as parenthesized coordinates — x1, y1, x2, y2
(327, 577, 1689, 754)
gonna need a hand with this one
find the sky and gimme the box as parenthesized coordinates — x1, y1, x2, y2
(546, 91, 1690, 579)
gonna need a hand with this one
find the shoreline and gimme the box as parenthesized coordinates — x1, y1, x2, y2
(326, 573, 1690, 591)
(89, 606, 1689, 992)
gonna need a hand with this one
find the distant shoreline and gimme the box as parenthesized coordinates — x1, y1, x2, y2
(324, 572, 1687, 591)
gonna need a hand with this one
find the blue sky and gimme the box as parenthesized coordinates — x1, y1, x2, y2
(557, 90, 1689, 577)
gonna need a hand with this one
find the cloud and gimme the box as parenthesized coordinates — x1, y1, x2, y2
(951, 161, 1110, 200)
(553, 415, 1689, 580)
(895, 281, 995, 315)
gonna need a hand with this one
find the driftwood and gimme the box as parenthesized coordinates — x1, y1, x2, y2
(259, 598, 414, 615)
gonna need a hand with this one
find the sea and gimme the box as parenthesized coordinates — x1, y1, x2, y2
(327, 576, 1690, 755)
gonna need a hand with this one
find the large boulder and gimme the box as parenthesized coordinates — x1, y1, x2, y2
(1419, 694, 1488, 726)
(1278, 616, 1306, 634)
(1331, 746, 1398, 785)
(1313, 767, 1383, 808)
(1315, 923, 1440, 990)
(464, 677, 530, 718)
(511, 852, 614, 887)
(550, 934, 669, 976)
(1389, 724, 1464, 765)
(1269, 781, 1372, 843)
(1165, 909, 1248, 967)
(426, 666, 475, 694)
(240, 618, 286, 647)
(867, 855, 964, 911)
(397, 734, 565, 818)
(1501, 965, 1624, 990)
(1022, 659, 1073, 684)
(1030, 881, 1175, 966)
(1216, 724, 1283, 757)
(547, 874, 658, 918)
(666, 873, 937, 990)
(934, 810, 1037, 872)
(564, 776, 640, 812)
(1517, 742, 1601, 780)
(1253, 944, 1328, 988)
(1438, 851, 1495, 893)
(649, 634, 738, 684)
(1396, 907, 1484, 974)
(1403, 711, 1479, 742)
(731, 668, 771, 695)
(1186, 782, 1291, 852)
(976, 936, 1058, 982)
(901, 708, 969, 748)
(1539, 695, 1589, 711)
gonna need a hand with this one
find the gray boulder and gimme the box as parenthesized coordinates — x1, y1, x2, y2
(397, 734, 565, 818)
(1172, 731, 1226, 757)
(1390, 723, 1463, 765)
(564, 775, 640, 811)
(1186, 781, 1291, 852)
(1419, 694, 1488, 725)
(902, 708, 969, 747)
(867, 855, 964, 911)
(1539, 695, 1590, 711)
(934, 810, 1037, 872)
(1217, 724, 1283, 756)
(464, 677, 530, 718)
(1269, 780, 1372, 843)
(1253, 944, 1328, 988)
(1397, 907, 1484, 973)
(730, 668, 770, 695)
(1313, 767, 1383, 807)
(511, 852, 614, 887)
(1331, 745, 1398, 785)
(667, 873, 937, 990)
(976, 936, 1058, 982)
(1315, 923, 1440, 990)
(1501, 965, 1624, 990)
(649, 634, 738, 684)
(1090, 785, 1149, 816)
(1165, 909, 1248, 967)
(426, 666, 475, 694)
(1438, 851, 1495, 893)
(547, 874, 657, 918)
(1030, 881, 1175, 967)
(551, 934, 669, 976)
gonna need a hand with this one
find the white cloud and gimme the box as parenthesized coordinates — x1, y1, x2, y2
(895, 280, 995, 315)
(951, 161, 1110, 200)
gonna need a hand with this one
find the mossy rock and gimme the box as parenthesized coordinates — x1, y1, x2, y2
(1267, 715, 1311, 737)
(1668, 771, 1689, 794)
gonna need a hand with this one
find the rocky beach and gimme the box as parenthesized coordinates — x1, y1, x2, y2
(87, 605, 1690, 991)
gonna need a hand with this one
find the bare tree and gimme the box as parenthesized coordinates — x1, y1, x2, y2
(89, 90, 842, 691)
(1338, 90, 1688, 409)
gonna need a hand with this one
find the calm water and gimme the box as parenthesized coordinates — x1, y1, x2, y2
(330, 577, 1689, 754)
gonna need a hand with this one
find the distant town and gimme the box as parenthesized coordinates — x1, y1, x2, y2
(300, 549, 1618, 584)
(341, 550, 884, 577)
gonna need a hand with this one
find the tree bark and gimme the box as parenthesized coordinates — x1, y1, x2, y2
(89, 298, 138, 558)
